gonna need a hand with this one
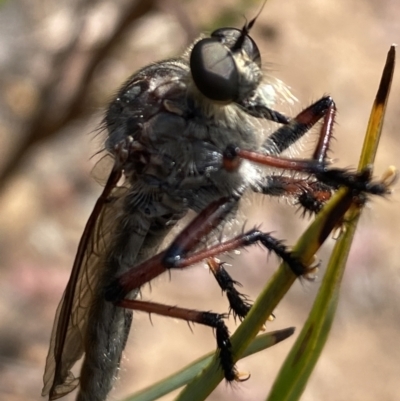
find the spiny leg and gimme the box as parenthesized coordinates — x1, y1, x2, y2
(206, 257, 276, 322)
(224, 145, 390, 196)
(247, 97, 339, 213)
(117, 299, 237, 381)
(252, 175, 334, 216)
(105, 197, 239, 302)
(105, 196, 306, 302)
(228, 97, 339, 219)
(207, 258, 252, 321)
(228, 96, 389, 194)
(245, 95, 337, 158)
(311, 98, 336, 163)
(104, 197, 307, 381)
(262, 96, 374, 195)
(108, 227, 306, 298)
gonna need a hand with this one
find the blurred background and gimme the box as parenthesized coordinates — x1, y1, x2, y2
(0, 0, 399, 400)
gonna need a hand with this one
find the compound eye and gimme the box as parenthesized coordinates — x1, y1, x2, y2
(190, 38, 239, 102)
(212, 27, 261, 67)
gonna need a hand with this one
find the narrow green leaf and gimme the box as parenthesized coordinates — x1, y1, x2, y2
(265, 46, 395, 401)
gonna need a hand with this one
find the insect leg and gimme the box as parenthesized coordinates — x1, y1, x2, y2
(207, 257, 253, 321)
(105, 196, 239, 302)
(237, 96, 337, 215)
(231, 94, 390, 195)
(105, 198, 305, 302)
(239, 96, 335, 156)
(107, 228, 306, 302)
(311, 98, 336, 163)
(117, 299, 237, 380)
(252, 175, 333, 216)
(262, 96, 336, 156)
(224, 146, 390, 196)
(243, 97, 387, 217)
(104, 198, 307, 381)
(249, 98, 339, 215)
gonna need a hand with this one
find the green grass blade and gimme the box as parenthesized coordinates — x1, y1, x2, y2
(359, 45, 396, 168)
(265, 45, 396, 401)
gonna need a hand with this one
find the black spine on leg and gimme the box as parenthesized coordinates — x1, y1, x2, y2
(201, 312, 237, 381)
(242, 229, 306, 276)
(211, 264, 252, 320)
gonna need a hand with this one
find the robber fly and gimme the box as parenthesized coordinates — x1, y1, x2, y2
(42, 4, 390, 401)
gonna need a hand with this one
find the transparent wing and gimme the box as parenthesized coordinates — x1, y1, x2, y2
(42, 165, 127, 400)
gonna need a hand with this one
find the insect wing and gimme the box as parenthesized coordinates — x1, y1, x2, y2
(42, 166, 125, 400)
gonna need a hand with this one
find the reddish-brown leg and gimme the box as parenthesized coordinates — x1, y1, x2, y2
(118, 298, 237, 380)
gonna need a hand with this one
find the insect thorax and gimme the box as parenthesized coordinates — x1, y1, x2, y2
(105, 57, 265, 215)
